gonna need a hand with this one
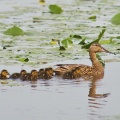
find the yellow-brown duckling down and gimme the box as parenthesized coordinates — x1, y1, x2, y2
(54, 43, 114, 79)
(10, 70, 27, 79)
(21, 69, 38, 81)
(38, 67, 54, 79)
(0, 69, 10, 79)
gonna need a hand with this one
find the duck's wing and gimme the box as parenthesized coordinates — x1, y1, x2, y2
(54, 64, 81, 75)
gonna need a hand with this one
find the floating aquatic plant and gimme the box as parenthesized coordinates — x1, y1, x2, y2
(49, 4, 63, 14)
(61, 37, 73, 48)
(88, 15, 96, 20)
(82, 29, 106, 49)
(4, 26, 24, 36)
(111, 13, 120, 25)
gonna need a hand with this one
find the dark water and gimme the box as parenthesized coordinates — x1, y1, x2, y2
(0, 62, 120, 120)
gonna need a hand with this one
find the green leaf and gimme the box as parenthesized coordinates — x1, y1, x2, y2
(82, 29, 106, 49)
(116, 36, 120, 39)
(59, 46, 66, 50)
(4, 26, 24, 36)
(111, 13, 120, 25)
(61, 38, 73, 48)
(70, 34, 82, 39)
(18, 58, 29, 62)
(99, 37, 114, 44)
(57, 40, 66, 50)
(96, 54, 105, 67)
(88, 15, 96, 20)
(79, 37, 86, 45)
(49, 4, 63, 14)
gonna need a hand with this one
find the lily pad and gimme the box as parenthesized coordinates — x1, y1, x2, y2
(88, 15, 96, 20)
(61, 38, 73, 48)
(49, 4, 63, 14)
(4, 26, 24, 36)
(18, 58, 29, 62)
(111, 13, 120, 25)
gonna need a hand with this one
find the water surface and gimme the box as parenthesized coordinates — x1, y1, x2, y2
(0, 0, 120, 120)
(0, 62, 120, 120)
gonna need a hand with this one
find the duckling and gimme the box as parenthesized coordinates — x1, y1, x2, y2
(10, 70, 27, 79)
(30, 69, 38, 81)
(0, 69, 10, 79)
(38, 68, 54, 79)
(38, 68, 45, 79)
(44, 67, 54, 79)
(54, 43, 115, 79)
(21, 69, 38, 81)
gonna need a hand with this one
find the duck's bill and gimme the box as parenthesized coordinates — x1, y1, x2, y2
(102, 47, 116, 55)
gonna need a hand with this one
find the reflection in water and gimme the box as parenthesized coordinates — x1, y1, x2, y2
(30, 81, 37, 88)
(88, 74, 110, 119)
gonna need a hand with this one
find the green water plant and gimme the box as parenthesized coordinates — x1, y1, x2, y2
(88, 15, 96, 20)
(4, 26, 24, 36)
(58, 40, 66, 50)
(61, 37, 73, 48)
(70, 34, 82, 39)
(79, 37, 86, 45)
(49, 4, 63, 14)
(111, 13, 120, 25)
(18, 58, 29, 62)
(81, 29, 106, 49)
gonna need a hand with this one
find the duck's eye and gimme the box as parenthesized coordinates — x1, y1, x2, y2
(94, 44, 98, 46)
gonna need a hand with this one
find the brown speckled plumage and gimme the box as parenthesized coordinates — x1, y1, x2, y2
(38, 68, 54, 79)
(21, 69, 38, 81)
(54, 43, 113, 79)
(10, 70, 27, 79)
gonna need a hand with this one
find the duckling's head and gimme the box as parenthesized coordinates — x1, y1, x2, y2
(89, 43, 113, 54)
(20, 70, 27, 75)
(39, 68, 44, 73)
(31, 70, 38, 76)
(45, 68, 53, 74)
(1, 69, 10, 78)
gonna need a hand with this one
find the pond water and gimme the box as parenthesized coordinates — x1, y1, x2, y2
(0, 61, 120, 120)
(0, 0, 120, 120)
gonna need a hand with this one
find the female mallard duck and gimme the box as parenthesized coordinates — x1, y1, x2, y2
(0, 69, 10, 79)
(54, 43, 114, 79)
(38, 67, 54, 79)
(10, 70, 27, 79)
(21, 69, 38, 81)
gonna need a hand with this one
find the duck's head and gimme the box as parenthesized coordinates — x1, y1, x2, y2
(1, 69, 10, 79)
(89, 43, 115, 54)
